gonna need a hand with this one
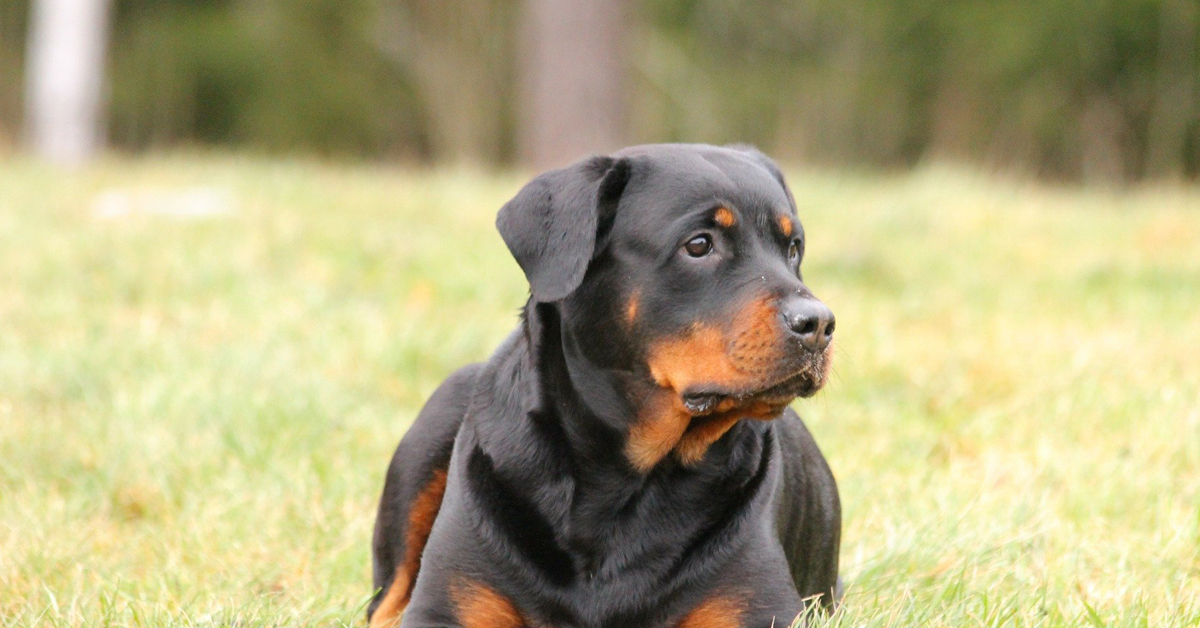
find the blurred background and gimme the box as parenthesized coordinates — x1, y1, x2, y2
(3, 1, 1200, 626)
(1, 0, 1198, 180)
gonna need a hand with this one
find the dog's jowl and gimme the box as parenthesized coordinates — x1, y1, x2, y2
(369, 144, 842, 628)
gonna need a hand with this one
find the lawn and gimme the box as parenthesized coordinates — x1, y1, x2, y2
(1, 155, 1198, 627)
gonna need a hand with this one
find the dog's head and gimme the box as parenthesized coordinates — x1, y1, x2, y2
(498, 144, 834, 470)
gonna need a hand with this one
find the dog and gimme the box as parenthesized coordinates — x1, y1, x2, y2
(368, 144, 841, 628)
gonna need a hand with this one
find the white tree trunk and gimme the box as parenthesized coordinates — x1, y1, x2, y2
(25, 0, 111, 165)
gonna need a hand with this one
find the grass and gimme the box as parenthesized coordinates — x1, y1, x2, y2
(1, 154, 1198, 627)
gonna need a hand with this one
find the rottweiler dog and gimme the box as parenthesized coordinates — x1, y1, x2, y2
(368, 144, 841, 628)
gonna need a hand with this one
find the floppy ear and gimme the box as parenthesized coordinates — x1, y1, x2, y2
(496, 155, 632, 302)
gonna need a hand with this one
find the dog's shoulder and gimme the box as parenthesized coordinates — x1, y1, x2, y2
(380, 362, 483, 495)
(411, 363, 483, 445)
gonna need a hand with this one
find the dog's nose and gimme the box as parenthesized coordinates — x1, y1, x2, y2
(781, 296, 835, 351)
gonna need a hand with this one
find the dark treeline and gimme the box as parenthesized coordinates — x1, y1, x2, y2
(1, 0, 1197, 180)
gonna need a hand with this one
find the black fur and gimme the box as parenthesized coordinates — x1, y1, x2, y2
(496, 156, 633, 303)
(370, 144, 842, 628)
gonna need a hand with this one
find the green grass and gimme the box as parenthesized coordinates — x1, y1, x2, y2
(1, 155, 1198, 627)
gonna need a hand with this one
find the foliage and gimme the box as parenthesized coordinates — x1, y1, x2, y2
(104, 0, 426, 157)
(1, 156, 1198, 626)
(0, 0, 30, 148)
(638, 0, 1199, 180)
(0, 0, 1195, 178)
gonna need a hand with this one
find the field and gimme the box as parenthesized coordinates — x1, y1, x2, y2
(1, 155, 1198, 627)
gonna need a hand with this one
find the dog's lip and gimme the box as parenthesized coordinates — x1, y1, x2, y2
(679, 368, 818, 417)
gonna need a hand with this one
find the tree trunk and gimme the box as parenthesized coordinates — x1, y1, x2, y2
(25, 0, 111, 164)
(518, 0, 627, 169)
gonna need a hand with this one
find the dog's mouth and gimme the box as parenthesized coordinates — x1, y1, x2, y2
(678, 358, 827, 420)
(681, 372, 811, 420)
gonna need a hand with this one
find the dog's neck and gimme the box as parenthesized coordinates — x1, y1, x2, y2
(463, 300, 777, 584)
(486, 298, 772, 493)
(526, 300, 665, 464)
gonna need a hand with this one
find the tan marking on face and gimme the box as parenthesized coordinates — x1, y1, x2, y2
(627, 295, 794, 470)
(714, 207, 736, 228)
(452, 579, 525, 628)
(673, 416, 741, 465)
(626, 290, 640, 325)
(368, 468, 449, 628)
(677, 593, 747, 628)
(778, 215, 793, 237)
(645, 296, 782, 393)
(626, 390, 692, 472)
(673, 400, 784, 465)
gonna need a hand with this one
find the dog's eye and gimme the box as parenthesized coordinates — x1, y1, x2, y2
(683, 234, 713, 257)
(788, 240, 801, 263)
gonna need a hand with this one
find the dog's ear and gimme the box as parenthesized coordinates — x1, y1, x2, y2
(497, 155, 632, 302)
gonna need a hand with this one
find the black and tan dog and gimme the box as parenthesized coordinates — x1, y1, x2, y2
(368, 144, 841, 628)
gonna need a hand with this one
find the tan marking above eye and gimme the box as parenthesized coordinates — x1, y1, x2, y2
(778, 215, 794, 237)
(626, 290, 640, 325)
(714, 207, 736, 228)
